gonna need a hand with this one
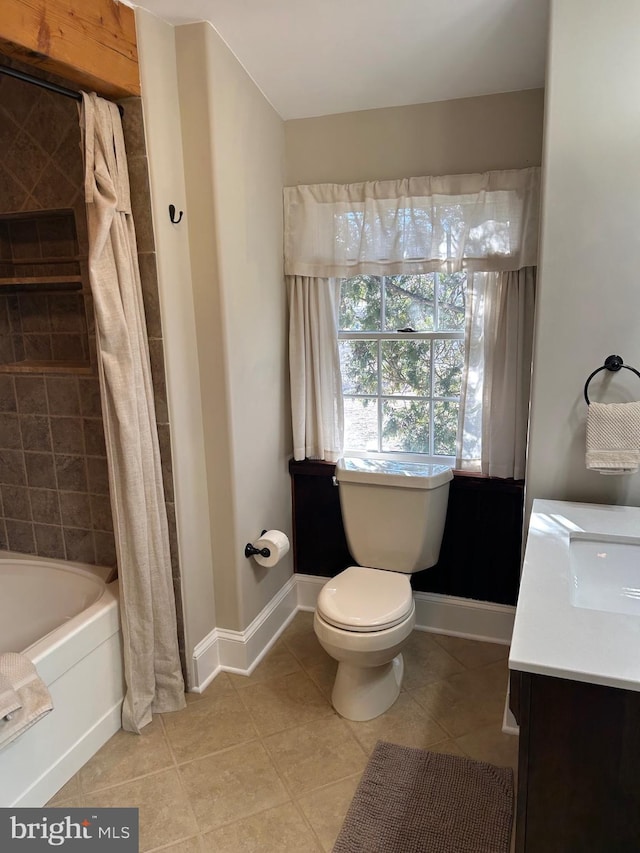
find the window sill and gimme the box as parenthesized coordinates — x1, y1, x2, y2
(288, 457, 524, 487)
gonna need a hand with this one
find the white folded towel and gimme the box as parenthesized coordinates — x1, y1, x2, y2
(0, 673, 21, 721)
(586, 401, 640, 475)
(0, 653, 53, 751)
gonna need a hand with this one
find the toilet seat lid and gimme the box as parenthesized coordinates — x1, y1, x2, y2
(317, 566, 413, 632)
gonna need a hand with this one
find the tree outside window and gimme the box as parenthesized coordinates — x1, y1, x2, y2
(339, 273, 465, 460)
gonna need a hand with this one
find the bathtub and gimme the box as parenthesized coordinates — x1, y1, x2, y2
(0, 552, 124, 807)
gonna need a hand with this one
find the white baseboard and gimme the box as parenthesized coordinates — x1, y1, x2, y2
(502, 691, 519, 736)
(413, 591, 515, 645)
(192, 574, 298, 692)
(295, 573, 328, 610)
(191, 630, 221, 692)
(191, 573, 516, 691)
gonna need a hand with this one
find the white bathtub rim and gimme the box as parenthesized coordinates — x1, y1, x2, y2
(27, 583, 120, 686)
(0, 550, 120, 683)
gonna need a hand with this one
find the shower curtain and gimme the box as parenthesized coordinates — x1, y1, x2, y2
(80, 92, 185, 733)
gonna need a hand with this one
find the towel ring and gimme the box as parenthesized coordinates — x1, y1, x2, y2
(583, 355, 640, 404)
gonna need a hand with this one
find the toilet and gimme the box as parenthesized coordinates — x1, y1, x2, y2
(314, 457, 453, 721)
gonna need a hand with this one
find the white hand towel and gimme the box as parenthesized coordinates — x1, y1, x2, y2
(0, 653, 53, 751)
(586, 401, 640, 474)
(0, 673, 21, 721)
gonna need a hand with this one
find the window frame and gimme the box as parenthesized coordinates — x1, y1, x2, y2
(338, 273, 465, 465)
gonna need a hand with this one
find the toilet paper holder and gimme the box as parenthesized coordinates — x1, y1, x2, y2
(244, 530, 270, 559)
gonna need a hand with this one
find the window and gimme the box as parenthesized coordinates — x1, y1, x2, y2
(339, 273, 466, 461)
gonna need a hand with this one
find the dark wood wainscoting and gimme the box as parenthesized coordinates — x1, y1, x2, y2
(289, 459, 524, 606)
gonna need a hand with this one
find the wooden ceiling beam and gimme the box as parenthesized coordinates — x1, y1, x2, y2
(0, 0, 139, 99)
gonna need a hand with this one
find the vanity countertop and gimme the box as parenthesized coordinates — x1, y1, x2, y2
(509, 498, 640, 691)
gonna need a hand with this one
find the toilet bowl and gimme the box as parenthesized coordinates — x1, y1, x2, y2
(314, 458, 452, 721)
(314, 566, 416, 720)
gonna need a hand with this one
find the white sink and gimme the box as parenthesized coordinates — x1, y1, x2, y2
(510, 500, 640, 692)
(570, 533, 640, 616)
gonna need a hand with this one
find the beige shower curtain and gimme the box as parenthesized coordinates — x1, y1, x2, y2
(80, 93, 185, 732)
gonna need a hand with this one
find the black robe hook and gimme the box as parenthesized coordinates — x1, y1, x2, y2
(169, 204, 183, 224)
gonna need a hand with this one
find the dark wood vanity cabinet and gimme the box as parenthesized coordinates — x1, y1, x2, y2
(510, 670, 640, 852)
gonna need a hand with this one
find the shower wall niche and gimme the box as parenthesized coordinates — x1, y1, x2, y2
(0, 209, 91, 373)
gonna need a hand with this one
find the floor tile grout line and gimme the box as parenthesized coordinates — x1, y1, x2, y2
(156, 710, 222, 841)
(429, 631, 511, 662)
(401, 685, 460, 734)
(169, 742, 296, 838)
(294, 769, 364, 802)
(294, 771, 366, 853)
(404, 661, 510, 703)
(256, 723, 331, 852)
(336, 715, 377, 761)
(224, 638, 304, 688)
(159, 675, 264, 769)
(198, 672, 265, 743)
(76, 717, 190, 804)
(406, 695, 479, 742)
(289, 797, 327, 852)
(166, 732, 263, 771)
(194, 798, 318, 846)
(254, 705, 374, 852)
(409, 637, 470, 674)
(231, 670, 336, 740)
(260, 725, 319, 798)
(78, 763, 186, 800)
(75, 717, 174, 798)
(250, 713, 337, 740)
(179, 726, 300, 835)
(145, 833, 202, 853)
(279, 629, 346, 705)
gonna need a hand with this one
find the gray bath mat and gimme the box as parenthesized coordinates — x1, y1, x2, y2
(333, 741, 514, 853)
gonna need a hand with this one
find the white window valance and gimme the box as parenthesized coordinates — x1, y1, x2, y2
(284, 167, 540, 278)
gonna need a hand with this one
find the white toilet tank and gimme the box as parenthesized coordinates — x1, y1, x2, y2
(335, 457, 453, 573)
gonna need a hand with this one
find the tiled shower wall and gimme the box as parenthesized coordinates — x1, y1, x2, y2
(0, 372, 114, 563)
(0, 67, 112, 565)
(0, 63, 184, 662)
(0, 212, 90, 368)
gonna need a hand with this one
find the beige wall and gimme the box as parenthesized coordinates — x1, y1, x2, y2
(175, 22, 292, 632)
(138, 9, 546, 642)
(526, 0, 640, 513)
(135, 8, 216, 680)
(285, 88, 545, 185)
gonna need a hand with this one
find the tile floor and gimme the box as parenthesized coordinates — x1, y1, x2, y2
(47, 611, 518, 852)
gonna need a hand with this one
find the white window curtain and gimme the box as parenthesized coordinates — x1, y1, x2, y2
(482, 267, 536, 478)
(456, 268, 536, 478)
(456, 272, 488, 472)
(288, 275, 343, 461)
(285, 168, 540, 467)
(80, 93, 186, 733)
(285, 169, 540, 278)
